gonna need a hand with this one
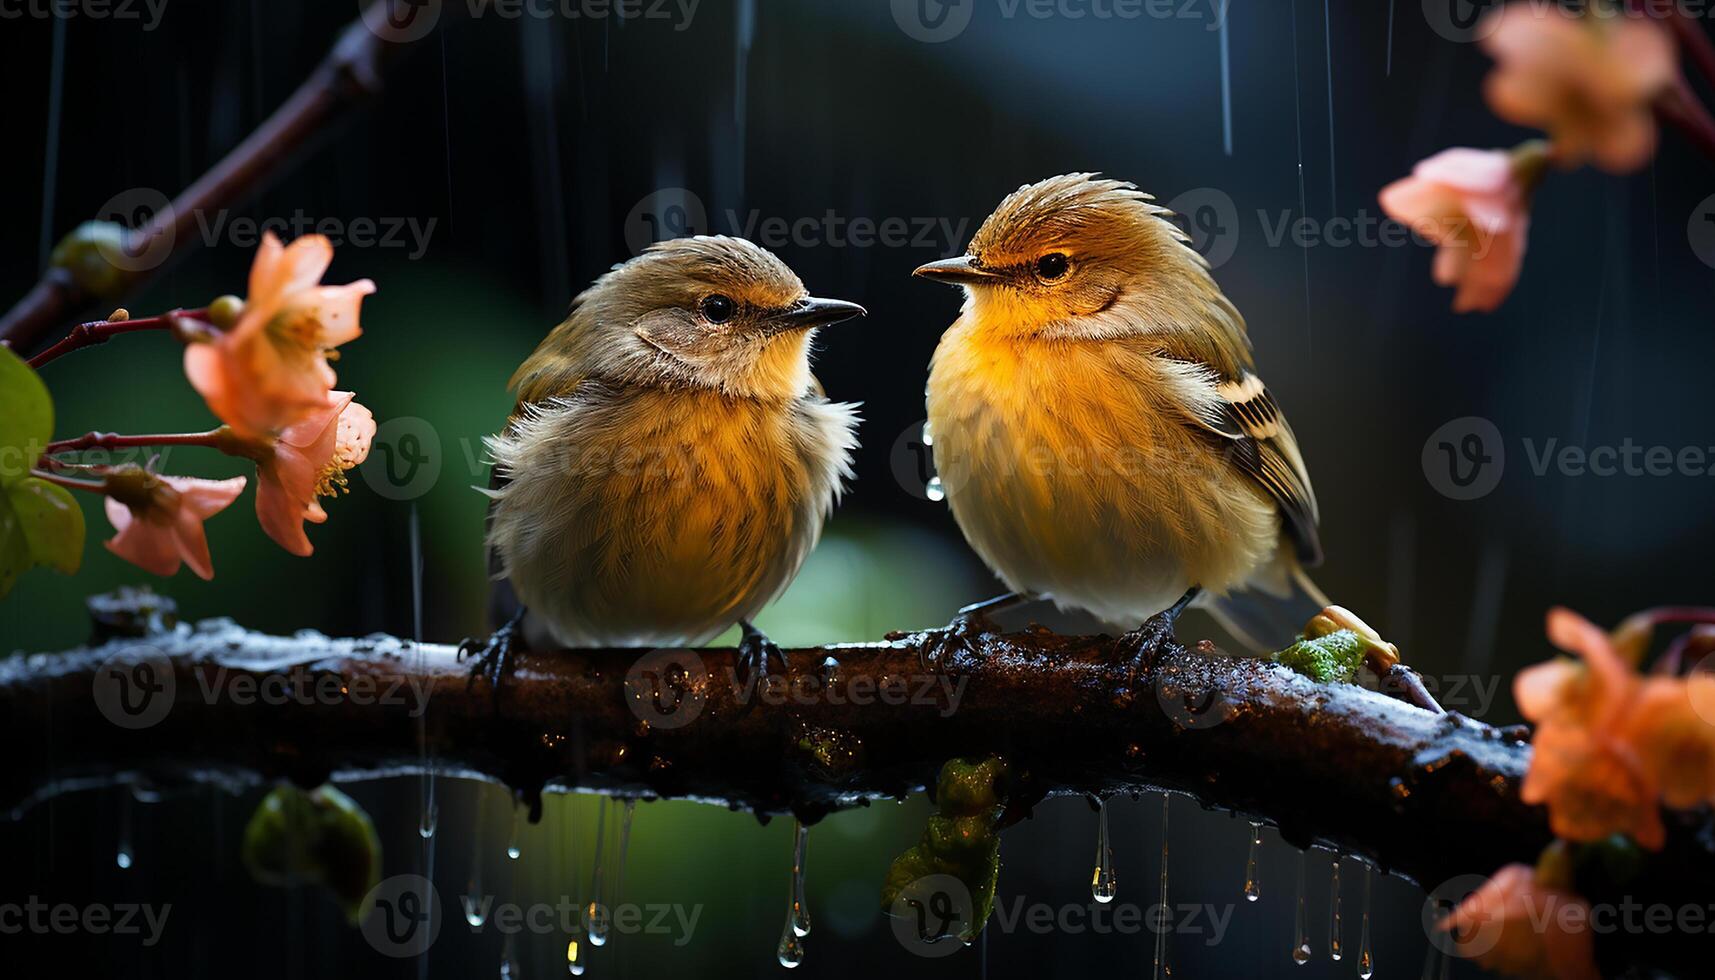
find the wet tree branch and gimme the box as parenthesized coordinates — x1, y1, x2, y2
(13, 598, 1715, 975)
(0, 1, 425, 356)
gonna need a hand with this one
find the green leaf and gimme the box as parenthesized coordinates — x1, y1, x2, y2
(8, 478, 84, 575)
(881, 757, 1007, 944)
(0, 477, 84, 598)
(242, 783, 382, 924)
(0, 346, 52, 486)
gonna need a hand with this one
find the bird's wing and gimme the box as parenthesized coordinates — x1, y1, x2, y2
(1174, 366, 1324, 567)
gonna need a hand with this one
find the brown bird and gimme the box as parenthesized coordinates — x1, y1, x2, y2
(465, 236, 865, 693)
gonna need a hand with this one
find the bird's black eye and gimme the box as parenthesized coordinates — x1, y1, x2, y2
(1035, 253, 1070, 281)
(700, 294, 736, 323)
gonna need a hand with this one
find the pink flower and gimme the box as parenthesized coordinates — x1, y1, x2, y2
(1378, 146, 1540, 314)
(252, 391, 375, 557)
(103, 474, 247, 580)
(184, 233, 374, 438)
(1481, 4, 1676, 174)
(1439, 863, 1599, 980)
(1516, 607, 1678, 850)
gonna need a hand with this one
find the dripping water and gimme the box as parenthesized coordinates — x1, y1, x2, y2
(116, 790, 134, 870)
(925, 476, 946, 502)
(1091, 799, 1117, 903)
(1152, 796, 1171, 980)
(1291, 851, 1311, 965)
(1358, 868, 1374, 979)
(610, 799, 638, 943)
(1328, 857, 1343, 961)
(507, 800, 524, 861)
(586, 798, 611, 946)
(501, 931, 521, 979)
(566, 937, 584, 976)
(1218, 9, 1232, 155)
(1242, 821, 1261, 902)
(776, 819, 811, 968)
(412, 507, 437, 841)
(464, 788, 489, 927)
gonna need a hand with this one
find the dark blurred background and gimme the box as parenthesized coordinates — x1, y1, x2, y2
(3, 0, 1713, 976)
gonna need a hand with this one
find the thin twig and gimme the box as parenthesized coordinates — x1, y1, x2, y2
(0, 2, 421, 356)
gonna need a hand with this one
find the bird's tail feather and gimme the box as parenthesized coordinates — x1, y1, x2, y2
(1201, 562, 1329, 653)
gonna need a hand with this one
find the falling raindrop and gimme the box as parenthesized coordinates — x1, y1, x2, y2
(1358, 868, 1375, 979)
(464, 788, 489, 926)
(1291, 851, 1312, 965)
(925, 476, 946, 502)
(116, 791, 134, 870)
(501, 932, 521, 979)
(1152, 795, 1171, 980)
(507, 802, 524, 861)
(412, 506, 437, 842)
(586, 798, 611, 946)
(567, 937, 585, 976)
(920, 419, 934, 446)
(1328, 857, 1343, 961)
(1091, 799, 1117, 903)
(1243, 821, 1262, 902)
(776, 819, 811, 968)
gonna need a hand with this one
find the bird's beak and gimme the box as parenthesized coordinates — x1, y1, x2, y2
(774, 296, 868, 330)
(913, 255, 998, 285)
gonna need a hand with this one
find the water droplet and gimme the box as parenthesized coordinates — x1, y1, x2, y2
(1358, 868, 1374, 979)
(566, 937, 585, 975)
(788, 820, 812, 937)
(776, 926, 805, 968)
(1152, 795, 1171, 980)
(501, 932, 521, 979)
(925, 476, 946, 502)
(507, 804, 523, 860)
(586, 799, 611, 946)
(1291, 851, 1312, 964)
(419, 799, 439, 840)
(1328, 857, 1343, 961)
(1091, 799, 1117, 903)
(465, 788, 488, 926)
(1242, 821, 1262, 902)
(116, 791, 134, 870)
(920, 420, 934, 446)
